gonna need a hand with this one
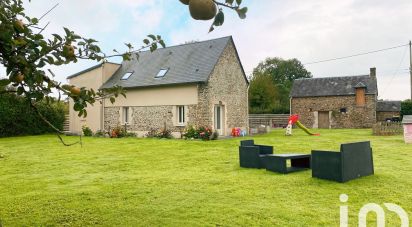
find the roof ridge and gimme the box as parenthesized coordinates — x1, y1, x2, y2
(296, 74, 370, 80)
(136, 36, 232, 54)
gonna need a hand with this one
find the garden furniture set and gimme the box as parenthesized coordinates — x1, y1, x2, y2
(239, 140, 374, 182)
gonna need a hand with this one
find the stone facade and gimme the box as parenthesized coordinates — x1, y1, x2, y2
(291, 94, 377, 128)
(191, 42, 249, 134)
(103, 41, 249, 137)
(376, 111, 400, 122)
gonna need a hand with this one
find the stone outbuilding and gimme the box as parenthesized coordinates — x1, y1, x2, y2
(376, 101, 401, 122)
(67, 36, 249, 137)
(290, 68, 378, 128)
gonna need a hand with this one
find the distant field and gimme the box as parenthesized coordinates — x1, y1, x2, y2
(0, 129, 411, 226)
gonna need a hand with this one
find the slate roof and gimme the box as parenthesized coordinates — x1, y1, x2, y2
(290, 75, 378, 98)
(101, 36, 245, 89)
(376, 101, 401, 112)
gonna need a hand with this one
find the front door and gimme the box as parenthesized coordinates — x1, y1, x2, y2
(318, 111, 330, 129)
(214, 105, 225, 135)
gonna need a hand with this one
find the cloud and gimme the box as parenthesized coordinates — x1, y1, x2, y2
(1, 0, 411, 100)
(169, 0, 412, 100)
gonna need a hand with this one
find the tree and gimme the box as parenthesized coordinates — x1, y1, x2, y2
(248, 73, 277, 114)
(0, 0, 247, 143)
(250, 57, 312, 114)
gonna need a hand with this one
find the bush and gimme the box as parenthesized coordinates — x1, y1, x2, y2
(183, 125, 216, 141)
(82, 125, 93, 137)
(94, 130, 105, 137)
(0, 93, 65, 137)
(183, 125, 197, 139)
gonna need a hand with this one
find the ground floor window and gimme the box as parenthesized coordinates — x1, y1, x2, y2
(177, 106, 185, 125)
(123, 107, 129, 124)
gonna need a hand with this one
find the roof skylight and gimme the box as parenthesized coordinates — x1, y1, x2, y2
(155, 68, 168, 78)
(121, 72, 133, 80)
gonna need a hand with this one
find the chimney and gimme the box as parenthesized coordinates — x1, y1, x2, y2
(370, 67, 376, 79)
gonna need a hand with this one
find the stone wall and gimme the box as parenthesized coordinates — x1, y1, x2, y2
(291, 94, 377, 128)
(104, 107, 120, 131)
(104, 105, 197, 136)
(193, 41, 249, 135)
(376, 111, 400, 122)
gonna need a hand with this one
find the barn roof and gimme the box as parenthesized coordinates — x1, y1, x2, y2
(376, 101, 401, 112)
(290, 75, 378, 98)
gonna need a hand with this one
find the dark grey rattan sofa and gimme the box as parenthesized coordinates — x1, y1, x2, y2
(239, 140, 273, 168)
(311, 141, 374, 182)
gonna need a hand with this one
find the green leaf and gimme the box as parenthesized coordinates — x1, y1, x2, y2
(52, 34, 62, 41)
(63, 27, 71, 36)
(226, 0, 234, 5)
(209, 25, 215, 33)
(31, 17, 39, 24)
(110, 97, 115, 104)
(236, 7, 248, 19)
(148, 34, 156, 40)
(74, 103, 83, 111)
(236, 0, 242, 5)
(143, 39, 150, 45)
(0, 79, 10, 86)
(213, 10, 224, 26)
(17, 87, 24, 95)
(159, 40, 166, 48)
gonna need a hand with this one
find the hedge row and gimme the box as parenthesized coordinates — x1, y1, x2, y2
(401, 100, 412, 118)
(0, 93, 65, 137)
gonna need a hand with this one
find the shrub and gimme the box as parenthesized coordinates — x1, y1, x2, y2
(94, 130, 105, 137)
(183, 125, 216, 141)
(0, 93, 65, 137)
(401, 100, 412, 118)
(183, 125, 197, 139)
(82, 125, 93, 137)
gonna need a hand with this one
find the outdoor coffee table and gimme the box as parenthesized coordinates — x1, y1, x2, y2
(261, 154, 311, 174)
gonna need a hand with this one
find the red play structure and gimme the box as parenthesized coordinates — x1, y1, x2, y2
(285, 114, 320, 136)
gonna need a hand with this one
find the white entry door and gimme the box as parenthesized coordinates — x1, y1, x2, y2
(214, 105, 225, 136)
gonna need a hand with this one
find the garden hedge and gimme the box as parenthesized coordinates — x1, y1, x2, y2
(401, 100, 412, 118)
(0, 93, 65, 137)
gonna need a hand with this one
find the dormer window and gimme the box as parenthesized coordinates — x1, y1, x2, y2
(121, 72, 133, 80)
(155, 68, 168, 78)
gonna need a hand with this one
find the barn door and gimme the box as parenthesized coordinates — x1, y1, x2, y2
(318, 111, 330, 128)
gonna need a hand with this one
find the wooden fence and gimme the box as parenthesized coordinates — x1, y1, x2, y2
(249, 114, 290, 128)
(372, 122, 403, 136)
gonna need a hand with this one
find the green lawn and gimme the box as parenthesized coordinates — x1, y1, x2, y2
(0, 129, 411, 226)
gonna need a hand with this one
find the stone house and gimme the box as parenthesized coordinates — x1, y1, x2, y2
(67, 36, 249, 137)
(290, 68, 378, 128)
(376, 101, 401, 122)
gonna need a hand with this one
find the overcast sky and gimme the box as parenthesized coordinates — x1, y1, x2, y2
(2, 0, 412, 100)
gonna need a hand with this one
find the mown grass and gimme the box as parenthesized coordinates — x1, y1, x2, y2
(0, 129, 411, 226)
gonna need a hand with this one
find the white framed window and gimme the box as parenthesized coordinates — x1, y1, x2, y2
(123, 107, 130, 124)
(177, 106, 185, 125)
(121, 72, 133, 80)
(155, 68, 168, 78)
